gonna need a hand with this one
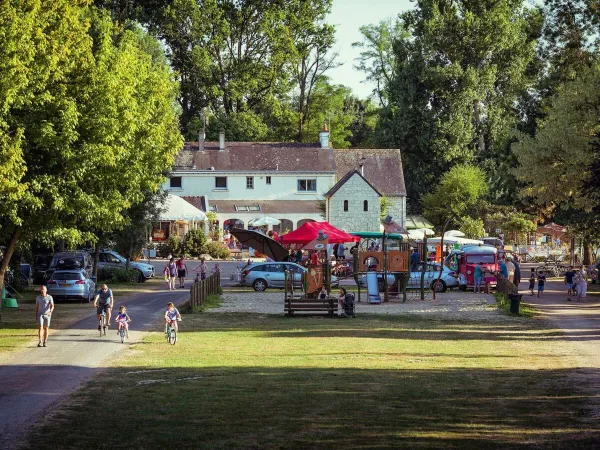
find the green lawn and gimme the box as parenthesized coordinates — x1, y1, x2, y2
(0, 279, 164, 356)
(24, 312, 599, 449)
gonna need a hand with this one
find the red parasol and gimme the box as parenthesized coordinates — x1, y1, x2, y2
(281, 221, 360, 247)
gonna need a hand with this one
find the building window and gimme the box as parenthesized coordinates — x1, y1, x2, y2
(246, 176, 254, 189)
(297, 179, 317, 192)
(170, 176, 182, 189)
(266, 176, 271, 185)
(215, 177, 227, 190)
(364, 200, 369, 211)
(343, 200, 349, 212)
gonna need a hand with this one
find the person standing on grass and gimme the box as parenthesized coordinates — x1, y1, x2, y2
(35, 285, 54, 347)
(474, 262, 484, 293)
(512, 258, 521, 289)
(564, 266, 575, 296)
(499, 257, 509, 280)
(176, 255, 188, 289)
(537, 271, 546, 298)
(528, 268, 535, 296)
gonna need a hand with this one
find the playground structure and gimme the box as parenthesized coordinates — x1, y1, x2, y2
(282, 231, 437, 315)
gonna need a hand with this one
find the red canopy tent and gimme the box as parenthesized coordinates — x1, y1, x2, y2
(281, 221, 360, 247)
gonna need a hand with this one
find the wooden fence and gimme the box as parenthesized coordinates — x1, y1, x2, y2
(496, 274, 518, 299)
(189, 272, 220, 307)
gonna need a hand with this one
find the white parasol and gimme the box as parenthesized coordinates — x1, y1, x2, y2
(159, 194, 206, 221)
(444, 230, 465, 238)
(250, 216, 281, 227)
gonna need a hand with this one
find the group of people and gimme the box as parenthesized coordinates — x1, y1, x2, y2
(162, 256, 221, 290)
(36, 282, 184, 347)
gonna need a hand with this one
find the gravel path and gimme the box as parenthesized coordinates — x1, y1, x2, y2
(209, 290, 503, 320)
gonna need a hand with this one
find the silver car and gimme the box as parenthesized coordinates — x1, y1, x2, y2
(46, 269, 96, 302)
(98, 250, 155, 282)
(359, 263, 463, 292)
(241, 262, 339, 292)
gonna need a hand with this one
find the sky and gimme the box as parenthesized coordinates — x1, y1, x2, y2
(327, 0, 414, 99)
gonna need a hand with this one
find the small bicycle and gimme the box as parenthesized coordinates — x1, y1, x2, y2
(166, 319, 181, 345)
(117, 320, 131, 343)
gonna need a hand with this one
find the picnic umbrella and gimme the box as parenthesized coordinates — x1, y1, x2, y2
(444, 230, 465, 237)
(229, 228, 289, 262)
(281, 221, 360, 247)
(249, 216, 281, 227)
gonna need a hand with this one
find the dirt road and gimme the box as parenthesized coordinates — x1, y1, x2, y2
(520, 277, 600, 420)
(0, 284, 189, 449)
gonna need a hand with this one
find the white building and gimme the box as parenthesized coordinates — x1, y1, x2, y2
(162, 128, 407, 237)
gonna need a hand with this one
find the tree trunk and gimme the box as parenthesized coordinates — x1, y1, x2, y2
(0, 227, 22, 322)
(92, 241, 100, 283)
(584, 242, 592, 265)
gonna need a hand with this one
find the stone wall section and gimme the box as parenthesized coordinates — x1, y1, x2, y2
(327, 174, 381, 232)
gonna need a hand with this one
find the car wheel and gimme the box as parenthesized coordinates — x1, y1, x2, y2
(459, 284, 467, 292)
(253, 279, 268, 292)
(431, 280, 447, 292)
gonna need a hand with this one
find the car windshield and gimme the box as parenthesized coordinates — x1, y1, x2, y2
(51, 255, 83, 267)
(466, 255, 495, 264)
(52, 272, 84, 281)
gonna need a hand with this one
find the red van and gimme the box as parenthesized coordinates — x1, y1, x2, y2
(445, 245, 499, 289)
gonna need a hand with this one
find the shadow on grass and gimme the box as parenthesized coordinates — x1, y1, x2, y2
(18, 364, 600, 450)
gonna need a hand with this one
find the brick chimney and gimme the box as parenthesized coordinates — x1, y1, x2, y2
(319, 123, 330, 148)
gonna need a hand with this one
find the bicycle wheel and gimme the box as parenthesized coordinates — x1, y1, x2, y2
(169, 328, 177, 345)
(535, 265, 548, 276)
(120, 328, 125, 344)
(98, 317, 104, 337)
(166, 326, 171, 343)
(556, 265, 568, 277)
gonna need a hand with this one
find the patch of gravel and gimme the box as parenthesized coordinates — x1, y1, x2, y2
(208, 290, 504, 320)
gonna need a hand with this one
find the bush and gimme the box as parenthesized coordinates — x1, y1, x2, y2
(97, 267, 139, 283)
(205, 241, 231, 260)
(156, 236, 182, 258)
(183, 229, 208, 258)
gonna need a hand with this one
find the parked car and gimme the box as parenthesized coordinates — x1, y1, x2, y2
(241, 262, 339, 292)
(32, 254, 52, 284)
(98, 250, 155, 282)
(46, 269, 96, 302)
(359, 263, 463, 292)
(46, 251, 93, 281)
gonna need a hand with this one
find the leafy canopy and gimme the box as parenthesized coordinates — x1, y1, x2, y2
(423, 164, 488, 226)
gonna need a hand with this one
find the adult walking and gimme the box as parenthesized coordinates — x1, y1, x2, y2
(35, 285, 54, 347)
(93, 284, 114, 328)
(164, 257, 177, 290)
(176, 255, 188, 289)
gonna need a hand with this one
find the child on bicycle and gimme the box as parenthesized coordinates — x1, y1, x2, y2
(115, 306, 131, 338)
(164, 302, 182, 334)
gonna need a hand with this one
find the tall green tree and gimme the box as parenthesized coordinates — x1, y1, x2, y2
(139, 0, 334, 136)
(0, 3, 182, 306)
(378, 0, 538, 211)
(422, 164, 488, 227)
(352, 17, 407, 105)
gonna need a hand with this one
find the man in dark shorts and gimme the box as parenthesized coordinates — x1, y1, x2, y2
(564, 266, 575, 296)
(93, 284, 114, 329)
